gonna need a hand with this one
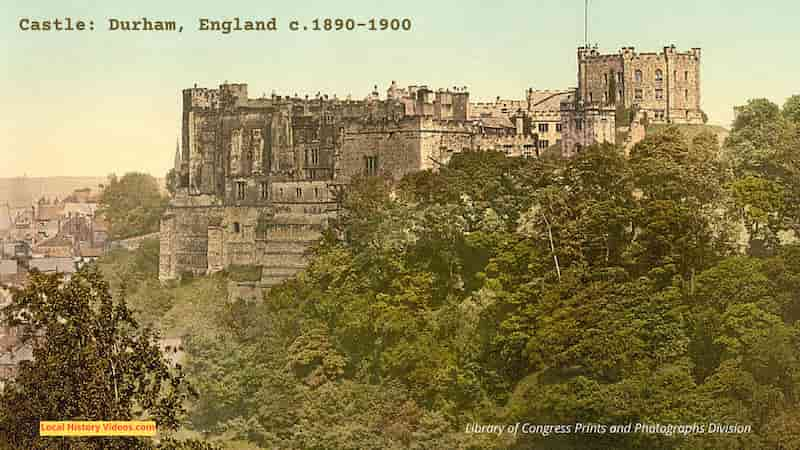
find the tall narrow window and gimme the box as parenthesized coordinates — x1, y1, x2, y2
(260, 182, 268, 200)
(232, 222, 241, 233)
(684, 71, 689, 81)
(538, 123, 549, 132)
(555, 123, 563, 132)
(296, 187, 302, 198)
(365, 156, 378, 176)
(604, 73, 608, 85)
(655, 69, 663, 82)
(236, 182, 246, 200)
(635, 70, 643, 83)
(685, 89, 689, 101)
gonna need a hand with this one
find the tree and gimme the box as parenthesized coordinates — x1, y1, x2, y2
(166, 169, 178, 197)
(99, 173, 168, 240)
(782, 95, 800, 125)
(0, 267, 211, 449)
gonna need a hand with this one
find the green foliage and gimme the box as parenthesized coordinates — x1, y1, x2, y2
(0, 267, 200, 449)
(100, 172, 169, 240)
(166, 169, 178, 197)
(616, 104, 634, 128)
(79, 98, 800, 448)
(784, 95, 800, 124)
(225, 265, 262, 283)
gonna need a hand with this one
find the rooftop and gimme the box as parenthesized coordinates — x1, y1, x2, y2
(28, 257, 75, 274)
(0, 260, 16, 276)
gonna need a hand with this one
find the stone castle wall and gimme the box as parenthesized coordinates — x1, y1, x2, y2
(578, 45, 703, 124)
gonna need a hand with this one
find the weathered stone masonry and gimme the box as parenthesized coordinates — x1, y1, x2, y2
(159, 82, 540, 283)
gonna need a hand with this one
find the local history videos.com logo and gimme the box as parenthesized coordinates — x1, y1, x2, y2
(39, 421, 157, 437)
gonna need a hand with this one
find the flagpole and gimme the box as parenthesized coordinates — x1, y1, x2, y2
(585, 0, 589, 48)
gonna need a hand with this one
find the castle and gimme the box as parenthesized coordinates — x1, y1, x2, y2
(560, 45, 703, 155)
(158, 83, 541, 282)
(159, 44, 703, 283)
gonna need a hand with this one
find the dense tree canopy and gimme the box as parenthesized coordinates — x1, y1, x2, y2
(99, 173, 168, 240)
(0, 267, 216, 449)
(8, 95, 800, 449)
(177, 107, 800, 448)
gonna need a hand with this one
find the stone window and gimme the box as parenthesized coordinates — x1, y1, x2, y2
(635, 70, 643, 83)
(523, 144, 534, 158)
(604, 73, 608, 85)
(588, 92, 593, 103)
(617, 72, 623, 83)
(655, 69, 663, 82)
(538, 139, 550, 149)
(365, 156, 378, 176)
(296, 187, 302, 198)
(314, 187, 320, 199)
(655, 89, 664, 100)
(260, 182, 268, 200)
(232, 222, 241, 233)
(576, 119, 583, 130)
(311, 148, 320, 165)
(634, 89, 643, 101)
(538, 123, 549, 132)
(556, 123, 563, 132)
(685, 89, 689, 100)
(618, 89, 624, 100)
(654, 110, 666, 121)
(236, 182, 246, 200)
(602, 92, 608, 103)
(684, 71, 689, 81)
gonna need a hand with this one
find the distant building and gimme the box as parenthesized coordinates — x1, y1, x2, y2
(28, 257, 76, 280)
(0, 342, 32, 383)
(34, 236, 73, 258)
(34, 204, 64, 242)
(0, 260, 18, 285)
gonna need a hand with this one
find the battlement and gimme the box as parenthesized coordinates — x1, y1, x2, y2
(578, 45, 702, 62)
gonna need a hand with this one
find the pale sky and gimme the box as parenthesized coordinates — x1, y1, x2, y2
(1, 0, 798, 178)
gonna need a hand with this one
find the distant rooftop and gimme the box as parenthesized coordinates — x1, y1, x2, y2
(28, 257, 75, 274)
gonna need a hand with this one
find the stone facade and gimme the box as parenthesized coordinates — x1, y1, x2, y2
(159, 82, 539, 282)
(577, 45, 703, 124)
(561, 44, 703, 156)
(560, 92, 617, 158)
(471, 89, 572, 152)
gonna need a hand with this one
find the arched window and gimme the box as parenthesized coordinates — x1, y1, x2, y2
(635, 70, 643, 83)
(655, 69, 663, 82)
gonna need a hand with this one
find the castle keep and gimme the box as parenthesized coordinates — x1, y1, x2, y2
(560, 44, 703, 155)
(159, 82, 540, 282)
